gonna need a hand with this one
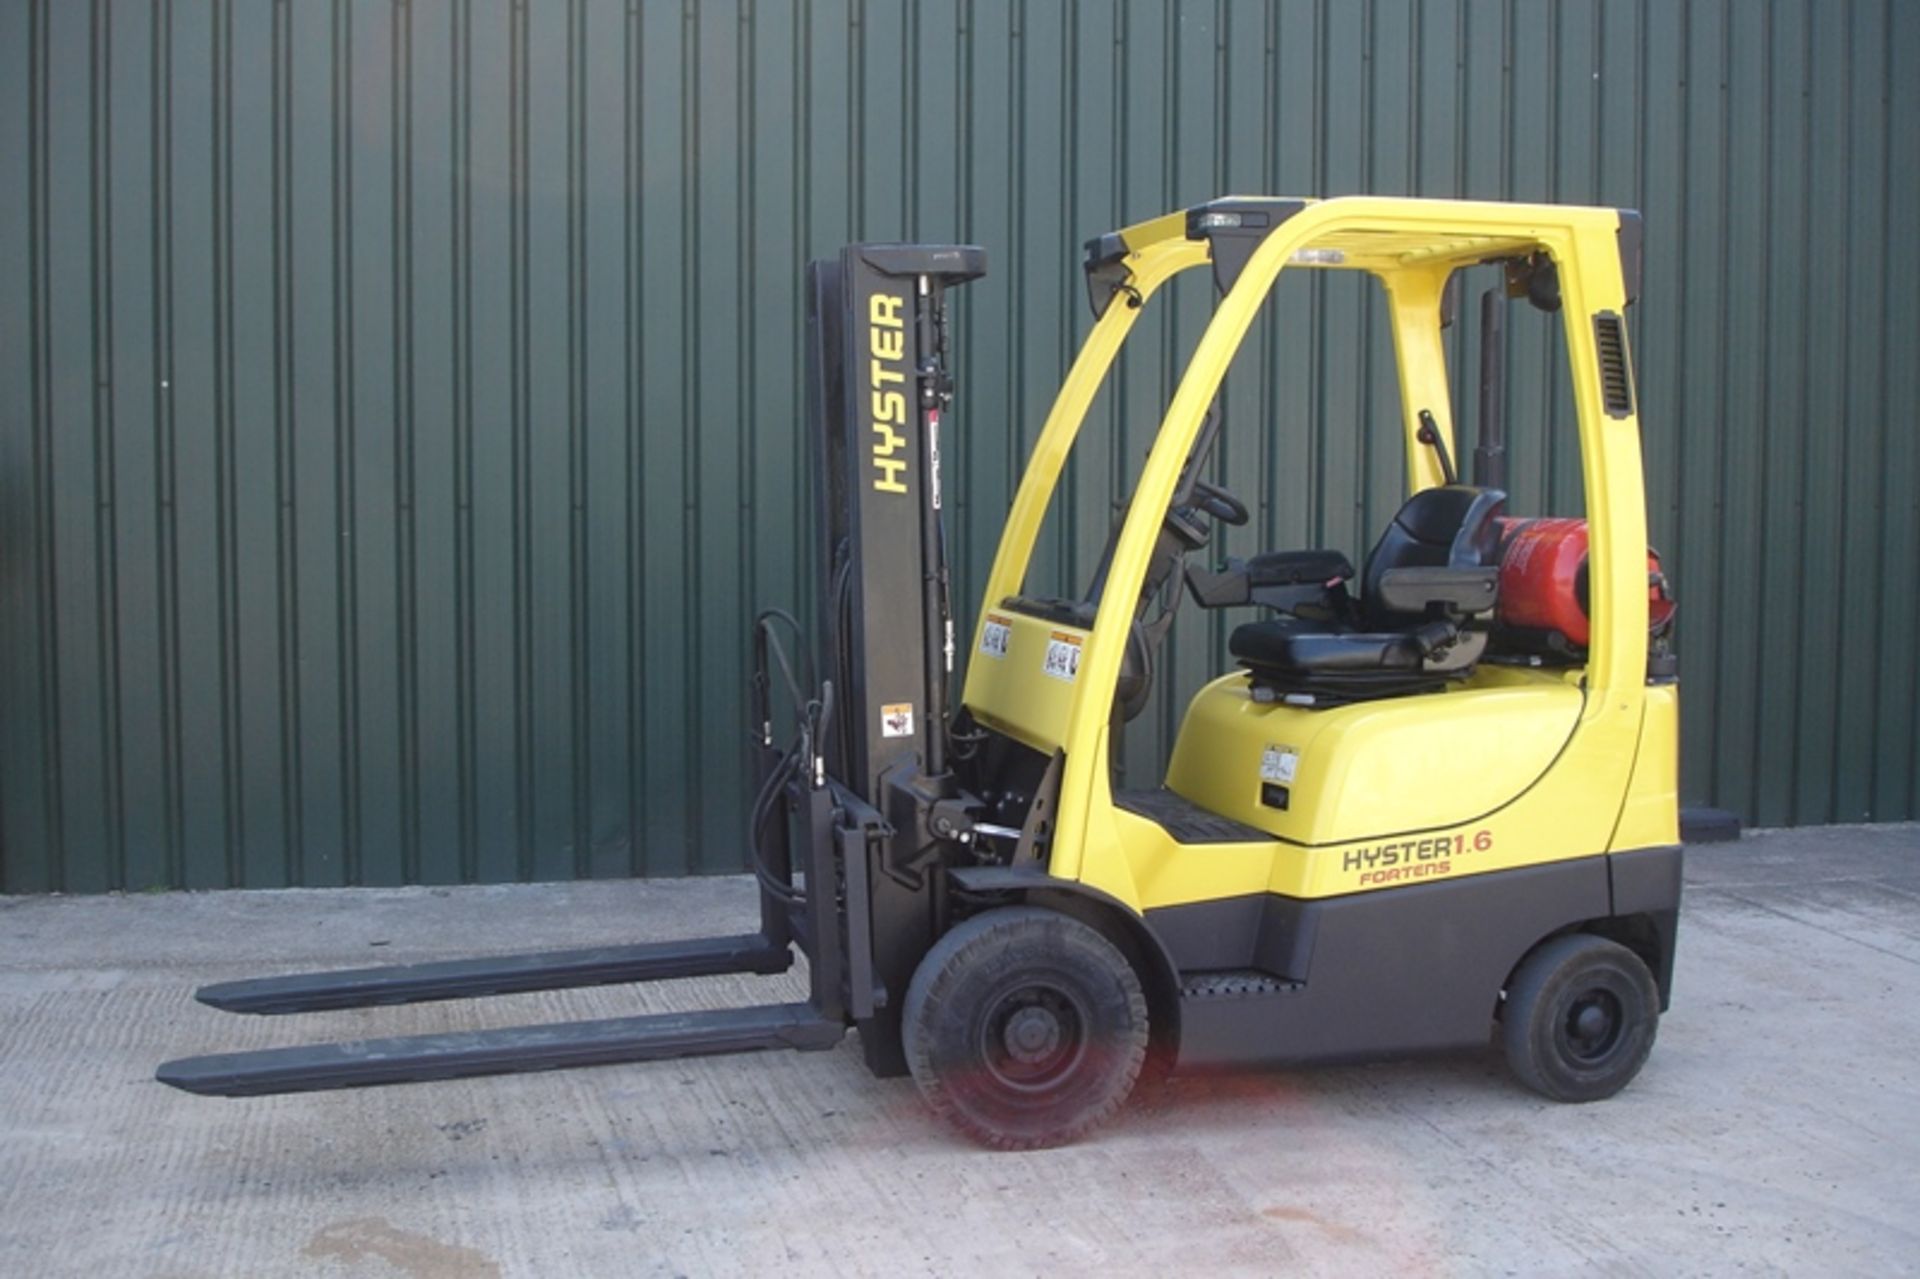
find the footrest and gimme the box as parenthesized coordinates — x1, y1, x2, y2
(1114, 789, 1271, 845)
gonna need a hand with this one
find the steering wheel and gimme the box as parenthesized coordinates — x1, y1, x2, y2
(1192, 477, 1250, 526)
(1162, 477, 1251, 554)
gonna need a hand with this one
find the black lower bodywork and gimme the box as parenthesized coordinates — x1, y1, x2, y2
(1153, 846, 1682, 1070)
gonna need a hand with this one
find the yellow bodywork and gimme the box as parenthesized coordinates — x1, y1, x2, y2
(960, 195, 1679, 915)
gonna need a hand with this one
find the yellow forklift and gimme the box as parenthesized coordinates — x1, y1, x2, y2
(159, 197, 1681, 1150)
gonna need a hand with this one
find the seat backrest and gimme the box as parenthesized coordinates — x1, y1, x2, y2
(1361, 486, 1507, 629)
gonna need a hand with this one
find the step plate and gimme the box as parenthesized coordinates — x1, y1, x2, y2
(157, 1002, 846, 1097)
(1181, 969, 1304, 1000)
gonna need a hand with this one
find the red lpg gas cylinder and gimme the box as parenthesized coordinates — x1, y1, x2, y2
(1496, 518, 1674, 648)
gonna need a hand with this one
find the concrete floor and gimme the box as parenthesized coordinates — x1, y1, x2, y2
(2, 824, 1917, 1278)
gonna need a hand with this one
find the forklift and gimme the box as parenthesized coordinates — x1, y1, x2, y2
(159, 196, 1681, 1150)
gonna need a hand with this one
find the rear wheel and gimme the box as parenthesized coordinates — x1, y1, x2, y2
(1503, 933, 1660, 1102)
(902, 906, 1148, 1150)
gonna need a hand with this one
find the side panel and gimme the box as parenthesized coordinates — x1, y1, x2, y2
(1611, 683, 1682, 850)
(1100, 668, 1638, 914)
(1165, 668, 1584, 846)
(1098, 664, 1653, 911)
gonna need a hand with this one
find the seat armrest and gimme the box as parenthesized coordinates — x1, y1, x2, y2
(1375, 566, 1499, 616)
(1245, 548, 1355, 587)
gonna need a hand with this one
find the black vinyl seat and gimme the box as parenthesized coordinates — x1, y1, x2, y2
(1230, 486, 1507, 703)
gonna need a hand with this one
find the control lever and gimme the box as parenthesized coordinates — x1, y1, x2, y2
(1416, 409, 1459, 486)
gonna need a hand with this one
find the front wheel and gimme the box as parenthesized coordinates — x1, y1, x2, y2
(902, 906, 1148, 1150)
(1503, 933, 1660, 1102)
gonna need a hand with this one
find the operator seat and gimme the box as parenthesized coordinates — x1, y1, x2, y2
(1229, 485, 1507, 704)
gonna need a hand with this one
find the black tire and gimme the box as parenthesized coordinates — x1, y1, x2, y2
(902, 906, 1149, 1150)
(1503, 933, 1660, 1103)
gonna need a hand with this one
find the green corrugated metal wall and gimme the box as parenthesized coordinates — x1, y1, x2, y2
(3, 0, 1915, 893)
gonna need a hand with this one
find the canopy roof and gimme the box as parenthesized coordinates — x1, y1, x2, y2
(1086, 194, 1628, 276)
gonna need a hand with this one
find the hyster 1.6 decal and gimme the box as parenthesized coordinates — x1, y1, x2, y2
(868, 292, 910, 494)
(1343, 828, 1493, 886)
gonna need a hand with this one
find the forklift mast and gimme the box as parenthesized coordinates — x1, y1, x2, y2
(803, 245, 986, 1072)
(806, 245, 985, 797)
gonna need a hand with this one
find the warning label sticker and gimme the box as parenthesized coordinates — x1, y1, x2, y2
(979, 614, 1012, 660)
(1260, 744, 1299, 784)
(881, 703, 915, 738)
(1041, 631, 1083, 683)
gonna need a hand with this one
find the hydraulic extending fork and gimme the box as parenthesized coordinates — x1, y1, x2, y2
(157, 1002, 845, 1097)
(156, 243, 985, 1103)
(152, 697, 860, 1098)
(193, 934, 795, 1016)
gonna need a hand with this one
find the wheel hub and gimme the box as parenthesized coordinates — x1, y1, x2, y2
(979, 983, 1088, 1092)
(1003, 1007, 1063, 1063)
(1562, 989, 1624, 1062)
